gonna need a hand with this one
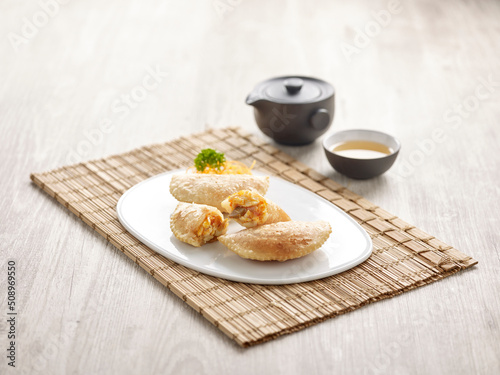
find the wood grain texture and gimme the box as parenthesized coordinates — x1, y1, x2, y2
(0, 0, 499, 374)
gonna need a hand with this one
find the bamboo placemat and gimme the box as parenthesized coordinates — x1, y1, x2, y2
(31, 127, 477, 347)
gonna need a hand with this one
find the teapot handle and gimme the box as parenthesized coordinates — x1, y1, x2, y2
(310, 109, 330, 130)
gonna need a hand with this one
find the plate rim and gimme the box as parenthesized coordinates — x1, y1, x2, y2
(116, 169, 373, 285)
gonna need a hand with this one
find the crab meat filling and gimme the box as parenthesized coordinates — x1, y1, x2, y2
(222, 190, 269, 226)
(196, 214, 228, 243)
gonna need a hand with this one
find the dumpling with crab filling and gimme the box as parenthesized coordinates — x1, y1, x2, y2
(218, 221, 332, 261)
(221, 190, 290, 228)
(170, 202, 228, 247)
(169, 174, 269, 211)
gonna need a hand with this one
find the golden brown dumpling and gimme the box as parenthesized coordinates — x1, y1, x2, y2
(170, 202, 228, 247)
(169, 174, 269, 211)
(220, 190, 291, 228)
(218, 221, 332, 261)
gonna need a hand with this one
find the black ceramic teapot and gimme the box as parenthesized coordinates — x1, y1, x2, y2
(246, 76, 335, 145)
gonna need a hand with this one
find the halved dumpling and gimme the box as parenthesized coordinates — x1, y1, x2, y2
(170, 202, 228, 247)
(218, 221, 332, 261)
(220, 190, 291, 228)
(169, 174, 269, 211)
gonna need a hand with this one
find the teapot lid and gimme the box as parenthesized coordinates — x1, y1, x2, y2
(250, 76, 334, 104)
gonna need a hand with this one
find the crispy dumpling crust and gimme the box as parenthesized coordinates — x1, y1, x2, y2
(218, 221, 332, 261)
(169, 174, 269, 211)
(170, 202, 228, 247)
(221, 190, 291, 228)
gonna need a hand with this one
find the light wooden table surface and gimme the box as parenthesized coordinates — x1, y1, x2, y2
(1, 0, 499, 374)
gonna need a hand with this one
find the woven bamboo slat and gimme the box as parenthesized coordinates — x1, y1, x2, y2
(30, 127, 477, 347)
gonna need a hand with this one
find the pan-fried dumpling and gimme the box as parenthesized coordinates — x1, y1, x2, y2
(220, 190, 291, 228)
(170, 202, 228, 247)
(169, 174, 269, 211)
(218, 221, 332, 261)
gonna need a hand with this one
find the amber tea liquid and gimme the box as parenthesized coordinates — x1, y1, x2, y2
(331, 140, 392, 159)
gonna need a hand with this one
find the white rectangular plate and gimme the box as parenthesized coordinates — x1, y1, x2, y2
(116, 170, 372, 285)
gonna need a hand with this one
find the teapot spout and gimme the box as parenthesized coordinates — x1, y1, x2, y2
(245, 93, 266, 107)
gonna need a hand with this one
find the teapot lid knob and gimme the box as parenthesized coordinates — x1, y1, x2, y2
(284, 78, 304, 94)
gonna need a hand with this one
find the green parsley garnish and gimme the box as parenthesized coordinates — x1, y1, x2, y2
(194, 149, 226, 172)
